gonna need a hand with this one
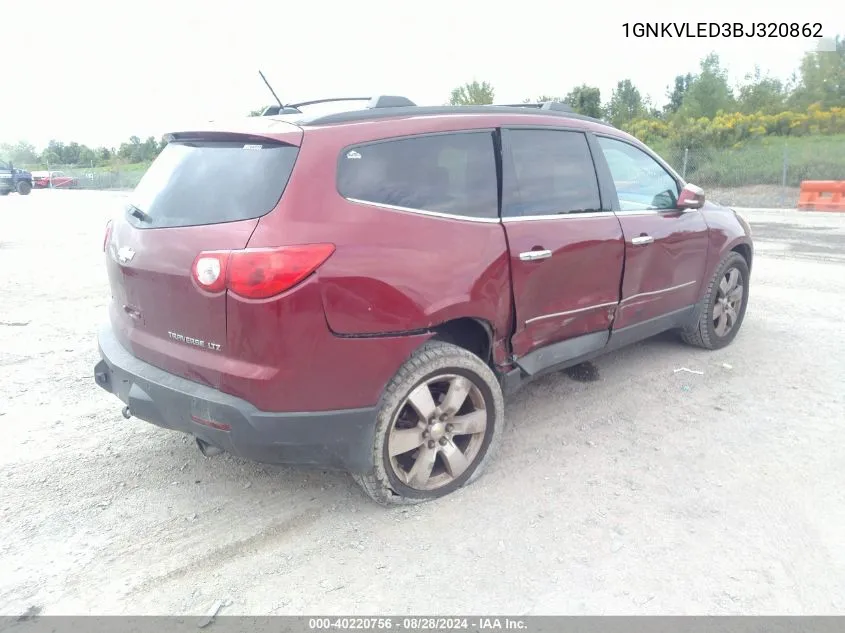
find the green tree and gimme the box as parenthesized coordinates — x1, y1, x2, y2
(607, 79, 645, 126)
(737, 66, 787, 114)
(78, 146, 96, 166)
(449, 80, 495, 105)
(44, 140, 68, 164)
(788, 35, 844, 109)
(563, 84, 603, 118)
(664, 73, 694, 116)
(0, 141, 39, 165)
(678, 53, 736, 119)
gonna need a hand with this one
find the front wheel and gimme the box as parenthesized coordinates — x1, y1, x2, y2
(682, 251, 750, 350)
(353, 341, 504, 505)
(16, 181, 32, 195)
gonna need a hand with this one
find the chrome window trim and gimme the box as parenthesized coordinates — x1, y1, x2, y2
(524, 301, 618, 325)
(614, 209, 661, 216)
(621, 281, 697, 303)
(503, 211, 612, 222)
(345, 197, 501, 223)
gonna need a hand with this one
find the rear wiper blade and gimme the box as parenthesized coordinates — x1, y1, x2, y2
(127, 204, 152, 223)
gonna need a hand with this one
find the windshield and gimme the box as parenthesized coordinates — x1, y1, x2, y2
(127, 139, 299, 229)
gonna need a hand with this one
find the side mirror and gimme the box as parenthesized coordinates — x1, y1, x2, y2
(678, 183, 705, 210)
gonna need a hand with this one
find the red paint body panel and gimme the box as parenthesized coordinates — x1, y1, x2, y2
(699, 201, 755, 282)
(244, 121, 513, 347)
(503, 216, 624, 357)
(222, 277, 433, 411)
(107, 217, 258, 389)
(613, 210, 710, 329)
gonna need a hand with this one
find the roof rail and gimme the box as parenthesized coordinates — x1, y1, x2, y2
(539, 101, 575, 113)
(263, 95, 416, 116)
(297, 103, 616, 128)
(493, 101, 575, 113)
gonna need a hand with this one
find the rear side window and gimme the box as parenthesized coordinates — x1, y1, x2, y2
(337, 131, 498, 219)
(127, 140, 299, 229)
(505, 129, 601, 216)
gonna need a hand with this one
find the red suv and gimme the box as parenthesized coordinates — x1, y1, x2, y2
(94, 97, 753, 505)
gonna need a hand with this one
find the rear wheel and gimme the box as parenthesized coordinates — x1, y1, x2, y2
(16, 181, 32, 195)
(353, 341, 504, 505)
(681, 251, 749, 350)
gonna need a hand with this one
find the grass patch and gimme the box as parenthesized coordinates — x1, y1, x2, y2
(653, 135, 845, 188)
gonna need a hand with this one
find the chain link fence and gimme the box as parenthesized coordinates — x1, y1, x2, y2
(660, 141, 843, 208)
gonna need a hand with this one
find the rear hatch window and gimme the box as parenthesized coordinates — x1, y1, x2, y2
(127, 139, 299, 229)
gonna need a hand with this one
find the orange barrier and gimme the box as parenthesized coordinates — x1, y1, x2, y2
(797, 181, 845, 212)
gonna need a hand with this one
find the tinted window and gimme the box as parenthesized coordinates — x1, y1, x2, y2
(337, 132, 498, 219)
(506, 130, 601, 216)
(597, 136, 679, 211)
(127, 140, 299, 229)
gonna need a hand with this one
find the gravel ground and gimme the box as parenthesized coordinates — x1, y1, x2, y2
(709, 185, 801, 209)
(1, 191, 844, 616)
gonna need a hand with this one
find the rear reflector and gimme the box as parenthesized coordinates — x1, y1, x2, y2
(103, 220, 113, 252)
(190, 415, 232, 431)
(191, 244, 335, 299)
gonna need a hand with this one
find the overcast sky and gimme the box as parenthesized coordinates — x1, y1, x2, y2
(2, 0, 840, 150)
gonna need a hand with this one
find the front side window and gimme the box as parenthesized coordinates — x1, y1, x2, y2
(505, 129, 602, 217)
(337, 131, 498, 220)
(597, 136, 679, 211)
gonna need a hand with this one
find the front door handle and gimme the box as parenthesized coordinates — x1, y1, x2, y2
(631, 235, 654, 246)
(519, 249, 553, 261)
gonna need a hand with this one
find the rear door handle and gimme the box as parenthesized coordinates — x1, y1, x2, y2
(519, 249, 553, 261)
(631, 235, 654, 246)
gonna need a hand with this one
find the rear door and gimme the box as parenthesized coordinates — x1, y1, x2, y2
(105, 134, 300, 386)
(501, 127, 625, 367)
(592, 135, 709, 330)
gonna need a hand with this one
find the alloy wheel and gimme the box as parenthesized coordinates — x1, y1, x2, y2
(387, 374, 488, 491)
(713, 267, 744, 337)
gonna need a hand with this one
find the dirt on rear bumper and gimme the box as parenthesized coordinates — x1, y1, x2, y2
(93, 324, 378, 473)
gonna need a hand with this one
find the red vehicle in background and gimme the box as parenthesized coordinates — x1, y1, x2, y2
(32, 170, 79, 189)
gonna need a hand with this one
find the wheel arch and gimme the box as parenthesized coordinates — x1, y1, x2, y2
(430, 317, 494, 365)
(731, 240, 753, 272)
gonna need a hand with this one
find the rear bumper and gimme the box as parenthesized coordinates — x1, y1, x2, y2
(94, 324, 378, 473)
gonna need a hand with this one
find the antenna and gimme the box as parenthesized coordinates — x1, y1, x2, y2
(258, 70, 283, 109)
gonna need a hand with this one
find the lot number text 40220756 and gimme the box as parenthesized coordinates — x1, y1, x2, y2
(623, 22, 824, 38)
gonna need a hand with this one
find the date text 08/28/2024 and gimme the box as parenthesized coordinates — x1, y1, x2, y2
(623, 22, 824, 38)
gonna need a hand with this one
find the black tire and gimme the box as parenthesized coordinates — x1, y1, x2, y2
(681, 251, 750, 350)
(16, 181, 32, 195)
(0, 189, 9, 196)
(353, 340, 504, 506)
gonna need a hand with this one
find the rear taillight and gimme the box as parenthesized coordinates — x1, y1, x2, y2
(191, 244, 335, 299)
(103, 220, 113, 252)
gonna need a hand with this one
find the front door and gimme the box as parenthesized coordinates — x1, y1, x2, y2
(500, 127, 625, 365)
(592, 135, 709, 330)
